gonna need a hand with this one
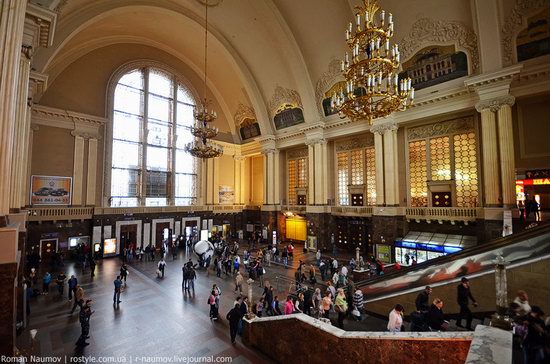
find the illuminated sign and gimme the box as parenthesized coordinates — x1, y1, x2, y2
(516, 178, 550, 186)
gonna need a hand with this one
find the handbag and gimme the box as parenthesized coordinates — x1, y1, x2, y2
(334, 304, 343, 313)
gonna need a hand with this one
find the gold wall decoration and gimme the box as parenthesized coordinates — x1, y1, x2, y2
(407, 116, 474, 141)
(268, 85, 303, 119)
(337, 151, 350, 206)
(430, 136, 451, 181)
(454, 133, 479, 207)
(335, 134, 374, 151)
(365, 147, 376, 206)
(409, 140, 428, 207)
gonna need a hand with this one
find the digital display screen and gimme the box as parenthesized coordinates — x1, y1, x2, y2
(104, 238, 117, 255)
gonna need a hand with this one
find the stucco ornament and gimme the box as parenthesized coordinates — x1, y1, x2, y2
(335, 135, 374, 151)
(407, 116, 475, 141)
(233, 103, 256, 127)
(398, 18, 479, 74)
(315, 59, 345, 117)
(268, 85, 303, 118)
(501, 0, 550, 66)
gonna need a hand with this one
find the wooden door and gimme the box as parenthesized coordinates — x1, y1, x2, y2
(432, 191, 452, 207)
(40, 239, 57, 263)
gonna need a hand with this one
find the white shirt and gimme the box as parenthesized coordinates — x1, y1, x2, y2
(341, 266, 348, 277)
(513, 297, 531, 315)
(387, 309, 403, 332)
(316, 251, 321, 260)
(332, 260, 338, 269)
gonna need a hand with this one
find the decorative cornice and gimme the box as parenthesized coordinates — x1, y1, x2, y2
(475, 95, 516, 113)
(305, 137, 326, 146)
(315, 59, 344, 117)
(25, 3, 57, 48)
(407, 116, 475, 141)
(267, 85, 303, 118)
(233, 103, 256, 126)
(501, 0, 550, 66)
(71, 130, 101, 140)
(31, 105, 106, 131)
(399, 18, 479, 74)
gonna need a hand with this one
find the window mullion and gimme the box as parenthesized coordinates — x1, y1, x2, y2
(171, 78, 177, 206)
(141, 68, 149, 207)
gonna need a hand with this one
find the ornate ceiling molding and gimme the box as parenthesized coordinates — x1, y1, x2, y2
(31, 104, 106, 132)
(25, 3, 57, 48)
(233, 103, 256, 126)
(501, 0, 550, 66)
(398, 18, 479, 74)
(406, 116, 474, 141)
(267, 85, 303, 118)
(315, 59, 344, 117)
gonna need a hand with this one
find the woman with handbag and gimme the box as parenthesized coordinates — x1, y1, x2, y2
(334, 288, 348, 329)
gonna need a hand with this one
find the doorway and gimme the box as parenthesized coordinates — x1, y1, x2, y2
(155, 222, 170, 249)
(120, 224, 138, 252)
(39, 239, 58, 264)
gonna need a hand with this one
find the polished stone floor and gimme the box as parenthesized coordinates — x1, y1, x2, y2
(20, 245, 399, 362)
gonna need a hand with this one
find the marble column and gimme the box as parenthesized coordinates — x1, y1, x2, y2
(314, 142, 324, 204)
(86, 138, 98, 206)
(476, 102, 501, 207)
(234, 155, 244, 204)
(374, 131, 385, 205)
(273, 150, 280, 205)
(321, 142, 329, 204)
(497, 97, 516, 208)
(383, 127, 397, 206)
(307, 144, 315, 204)
(71, 133, 85, 206)
(0, 0, 27, 217)
(392, 126, 400, 205)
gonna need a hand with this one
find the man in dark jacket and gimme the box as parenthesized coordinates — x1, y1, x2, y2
(427, 298, 448, 331)
(76, 299, 93, 347)
(226, 303, 244, 344)
(456, 277, 477, 330)
(415, 286, 432, 312)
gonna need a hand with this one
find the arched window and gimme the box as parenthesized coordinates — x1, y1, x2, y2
(110, 67, 197, 207)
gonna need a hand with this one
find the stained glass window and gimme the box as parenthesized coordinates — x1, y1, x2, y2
(287, 159, 297, 205)
(430, 136, 451, 181)
(337, 152, 349, 206)
(365, 147, 376, 206)
(351, 150, 364, 185)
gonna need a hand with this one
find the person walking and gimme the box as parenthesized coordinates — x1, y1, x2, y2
(387, 304, 405, 332)
(427, 298, 449, 331)
(157, 258, 166, 278)
(182, 265, 189, 290)
(353, 288, 364, 321)
(321, 292, 332, 319)
(284, 296, 294, 314)
(71, 285, 85, 314)
(42, 272, 52, 294)
(208, 290, 219, 320)
(415, 286, 432, 312)
(456, 277, 478, 330)
(68, 275, 77, 301)
(257, 261, 265, 287)
(89, 258, 96, 278)
(120, 264, 128, 285)
(234, 271, 243, 294)
(56, 271, 67, 296)
(234, 255, 240, 273)
(113, 276, 122, 304)
(75, 299, 93, 347)
(273, 295, 282, 315)
(226, 303, 243, 344)
(316, 250, 321, 266)
(334, 288, 348, 329)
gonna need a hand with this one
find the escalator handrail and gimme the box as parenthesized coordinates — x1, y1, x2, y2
(355, 222, 550, 288)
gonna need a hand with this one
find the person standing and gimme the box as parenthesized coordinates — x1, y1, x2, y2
(186, 266, 195, 292)
(427, 298, 448, 331)
(334, 288, 348, 329)
(513, 290, 531, 316)
(264, 285, 274, 316)
(257, 261, 264, 287)
(284, 296, 294, 314)
(89, 258, 96, 278)
(68, 275, 77, 301)
(113, 276, 122, 304)
(182, 265, 189, 290)
(456, 277, 478, 330)
(56, 272, 67, 296)
(71, 285, 85, 314)
(415, 286, 432, 312)
(316, 250, 321, 266)
(76, 299, 93, 347)
(321, 292, 332, 319)
(273, 296, 282, 316)
(234, 271, 243, 294)
(209, 290, 219, 320)
(233, 255, 240, 274)
(353, 288, 364, 321)
(387, 304, 405, 332)
(226, 303, 243, 344)
(42, 272, 52, 294)
(157, 258, 166, 278)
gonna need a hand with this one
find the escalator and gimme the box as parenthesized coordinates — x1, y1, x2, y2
(355, 223, 550, 301)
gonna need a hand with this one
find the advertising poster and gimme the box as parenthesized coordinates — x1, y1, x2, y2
(30, 175, 72, 205)
(103, 238, 117, 256)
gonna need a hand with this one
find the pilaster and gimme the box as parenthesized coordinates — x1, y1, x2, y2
(477, 106, 500, 206)
(86, 138, 98, 206)
(258, 136, 277, 206)
(373, 131, 385, 206)
(71, 133, 85, 205)
(497, 98, 516, 208)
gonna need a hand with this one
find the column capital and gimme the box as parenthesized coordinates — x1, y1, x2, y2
(233, 154, 246, 161)
(21, 45, 33, 60)
(71, 130, 101, 140)
(305, 137, 326, 146)
(370, 121, 398, 135)
(475, 95, 515, 113)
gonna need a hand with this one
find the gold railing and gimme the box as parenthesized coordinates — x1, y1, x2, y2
(331, 206, 373, 216)
(405, 207, 480, 222)
(27, 207, 95, 221)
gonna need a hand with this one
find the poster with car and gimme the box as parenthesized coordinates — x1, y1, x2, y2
(30, 175, 72, 205)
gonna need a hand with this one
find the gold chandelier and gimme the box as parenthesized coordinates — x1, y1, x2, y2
(332, 0, 414, 123)
(185, 0, 223, 159)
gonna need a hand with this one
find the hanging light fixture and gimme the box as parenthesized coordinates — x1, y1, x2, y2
(185, 1, 223, 159)
(332, 0, 414, 124)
